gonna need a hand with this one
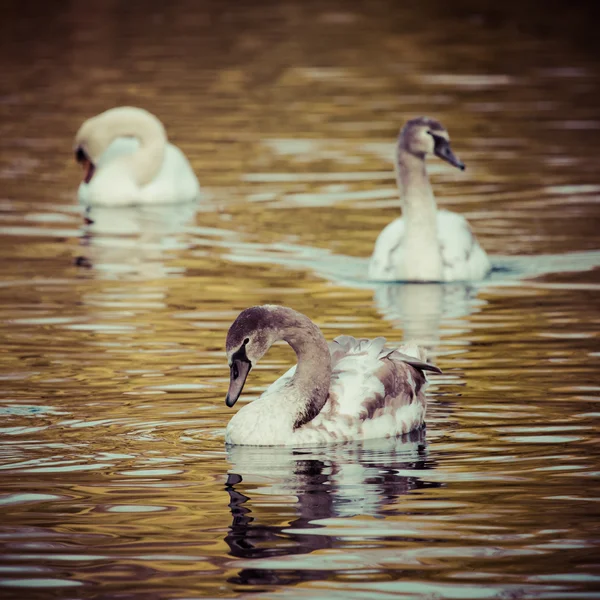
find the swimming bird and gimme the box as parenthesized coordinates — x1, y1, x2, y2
(368, 117, 490, 282)
(224, 305, 441, 446)
(74, 107, 200, 207)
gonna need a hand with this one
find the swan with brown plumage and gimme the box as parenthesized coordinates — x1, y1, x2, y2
(224, 305, 441, 446)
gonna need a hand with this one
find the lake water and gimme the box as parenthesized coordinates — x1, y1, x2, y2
(0, 1, 599, 598)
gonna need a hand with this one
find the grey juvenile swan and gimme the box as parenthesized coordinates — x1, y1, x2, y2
(224, 305, 441, 446)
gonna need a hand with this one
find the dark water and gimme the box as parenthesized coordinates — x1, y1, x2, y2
(0, 1, 599, 598)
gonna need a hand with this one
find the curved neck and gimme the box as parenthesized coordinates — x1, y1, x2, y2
(98, 109, 166, 187)
(273, 308, 332, 429)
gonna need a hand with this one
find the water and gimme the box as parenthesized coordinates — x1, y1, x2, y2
(1, 1, 599, 598)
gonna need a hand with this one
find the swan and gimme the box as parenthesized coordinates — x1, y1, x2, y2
(368, 116, 491, 282)
(74, 107, 200, 207)
(224, 305, 441, 446)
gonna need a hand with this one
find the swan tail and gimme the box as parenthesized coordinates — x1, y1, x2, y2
(384, 341, 442, 375)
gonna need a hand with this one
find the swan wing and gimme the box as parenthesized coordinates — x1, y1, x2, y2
(143, 143, 200, 204)
(437, 210, 491, 280)
(320, 336, 437, 422)
(368, 217, 405, 280)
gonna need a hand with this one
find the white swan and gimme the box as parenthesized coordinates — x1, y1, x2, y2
(74, 107, 200, 207)
(224, 305, 441, 446)
(368, 117, 491, 282)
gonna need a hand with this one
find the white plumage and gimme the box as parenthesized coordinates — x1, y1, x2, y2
(77, 137, 200, 207)
(74, 107, 200, 207)
(369, 209, 491, 282)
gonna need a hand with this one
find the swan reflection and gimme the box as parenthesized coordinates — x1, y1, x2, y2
(76, 202, 198, 279)
(373, 282, 484, 349)
(224, 430, 440, 586)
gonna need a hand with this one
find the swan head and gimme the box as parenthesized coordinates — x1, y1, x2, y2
(399, 117, 465, 170)
(225, 306, 281, 407)
(73, 112, 114, 184)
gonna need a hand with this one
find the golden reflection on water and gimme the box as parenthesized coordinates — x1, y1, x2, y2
(0, 0, 600, 598)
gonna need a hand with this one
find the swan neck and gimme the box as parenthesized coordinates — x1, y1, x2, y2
(395, 147, 442, 279)
(124, 116, 166, 187)
(91, 109, 167, 187)
(396, 149, 438, 227)
(277, 311, 331, 429)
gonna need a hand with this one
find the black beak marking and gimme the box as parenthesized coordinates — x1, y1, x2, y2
(225, 343, 252, 408)
(430, 132, 465, 171)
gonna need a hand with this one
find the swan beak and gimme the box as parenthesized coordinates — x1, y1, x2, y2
(226, 359, 251, 408)
(75, 147, 96, 183)
(433, 138, 465, 171)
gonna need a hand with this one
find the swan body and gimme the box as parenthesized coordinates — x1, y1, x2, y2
(368, 116, 490, 282)
(370, 209, 491, 281)
(74, 107, 200, 207)
(224, 305, 441, 446)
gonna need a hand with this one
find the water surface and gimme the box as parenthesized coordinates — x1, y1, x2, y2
(0, 1, 599, 598)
